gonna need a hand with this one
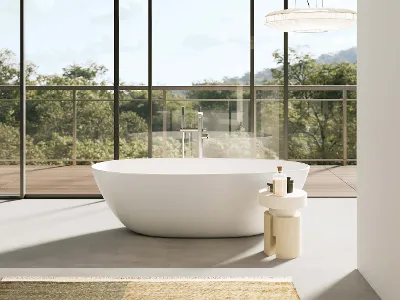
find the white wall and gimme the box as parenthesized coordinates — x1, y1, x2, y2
(358, 1, 400, 299)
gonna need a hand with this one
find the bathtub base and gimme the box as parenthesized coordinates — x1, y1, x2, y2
(112, 200, 266, 238)
(126, 228, 264, 239)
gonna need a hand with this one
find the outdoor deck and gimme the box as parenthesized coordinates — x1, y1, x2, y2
(0, 165, 357, 198)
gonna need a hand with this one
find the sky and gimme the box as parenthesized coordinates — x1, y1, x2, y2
(0, 0, 357, 85)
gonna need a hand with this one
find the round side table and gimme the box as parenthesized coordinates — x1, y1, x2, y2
(259, 188, 307, 259)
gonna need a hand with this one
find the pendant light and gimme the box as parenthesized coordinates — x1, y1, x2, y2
(265, 0, 357, 33)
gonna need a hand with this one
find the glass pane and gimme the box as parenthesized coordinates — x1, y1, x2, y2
(288, 0, 357, 166)
(255, 0, 284, 159)
(288, 0, 357, 197)
(153, 0, 251, 158)
(119, 90, 148, 159)
(25, 0, 114, 195)
(347, 100, 357, 160)
(119, 0, 148, 159)
(289, 99, 344, 160)
(120, 0, 148, 84)
(0, 0, 20, 196)
(256, 90, 282, 160)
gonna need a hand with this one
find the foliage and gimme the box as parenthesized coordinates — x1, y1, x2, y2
(0, 47, 357, 164)
(62, 63, 107, 81)
(269, 48, 357, 162)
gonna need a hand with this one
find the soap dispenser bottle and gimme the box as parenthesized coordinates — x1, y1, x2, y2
(273, 166, 287, 197)
(287, 177, 294, 193)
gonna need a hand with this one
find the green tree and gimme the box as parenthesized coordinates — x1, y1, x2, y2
(270, 48, 357, 162)
(62, 63, 107, 81)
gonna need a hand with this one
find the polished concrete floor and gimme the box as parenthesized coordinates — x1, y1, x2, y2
(0, 199, 379, 300)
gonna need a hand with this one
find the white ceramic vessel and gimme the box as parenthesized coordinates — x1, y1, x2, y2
(92, 158, 309, 238)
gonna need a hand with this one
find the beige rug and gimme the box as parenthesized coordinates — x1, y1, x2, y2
(0, 277, 300, 299)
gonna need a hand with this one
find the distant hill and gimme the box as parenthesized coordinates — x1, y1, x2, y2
(222, 47, 357, 85)
(222, 69, 273, 85)
(317, 47, 357, 64)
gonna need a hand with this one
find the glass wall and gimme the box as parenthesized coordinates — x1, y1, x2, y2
(1, 0, 357, 198)
(0, 0, 20, 196)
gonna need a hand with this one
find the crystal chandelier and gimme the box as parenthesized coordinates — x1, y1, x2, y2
(265, 1, 357, 33)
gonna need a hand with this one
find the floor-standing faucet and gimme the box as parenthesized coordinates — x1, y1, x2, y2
(181, 106, 186, 158)
(180, 107, 209, 158)
(197, 112, 205, 158)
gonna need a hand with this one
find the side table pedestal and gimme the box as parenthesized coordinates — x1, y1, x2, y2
(264, 211, 301, 259)
(264, 211, 276, 256)
(260, 188, 307, 260)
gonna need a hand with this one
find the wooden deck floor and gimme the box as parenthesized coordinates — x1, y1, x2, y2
(0, 165, 357, 198)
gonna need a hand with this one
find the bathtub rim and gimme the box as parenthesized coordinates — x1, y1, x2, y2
(91, 158, 310, 176)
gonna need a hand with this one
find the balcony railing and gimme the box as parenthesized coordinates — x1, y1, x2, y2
(0, 85, 357, 165)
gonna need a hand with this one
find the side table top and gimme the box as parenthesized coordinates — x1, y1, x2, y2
(259, 188, 307, 210)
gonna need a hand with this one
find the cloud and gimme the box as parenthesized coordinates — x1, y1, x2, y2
(90, 0, 144, 24)
(120, 42, 146, 53)
(82, 35, 114, 56)
(27, 0, 56, 14)
(0, 0, 19, 15)
(182, 34, 224, 51)
(27, 32, 147, 78)
(226, 37, 249, 45)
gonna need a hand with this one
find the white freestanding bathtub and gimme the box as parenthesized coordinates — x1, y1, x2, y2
(92, 158, 309, 238)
